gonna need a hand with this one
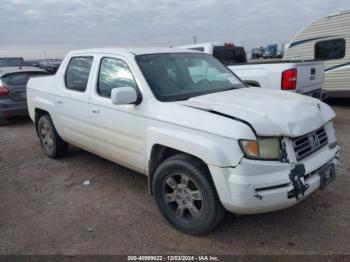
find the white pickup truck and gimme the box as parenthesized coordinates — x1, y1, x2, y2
(178, 43, 327, 100)
(27, 47, 339, 234)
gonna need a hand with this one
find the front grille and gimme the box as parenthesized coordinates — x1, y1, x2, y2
(293, 126, 328, 161)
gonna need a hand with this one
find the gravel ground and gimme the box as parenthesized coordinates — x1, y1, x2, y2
(0, 99, 349, 255)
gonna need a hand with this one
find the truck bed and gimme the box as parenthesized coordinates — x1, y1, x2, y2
(228, 60, 325, 97)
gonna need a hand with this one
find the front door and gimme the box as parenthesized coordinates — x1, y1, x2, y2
(89, 56, 147, 173)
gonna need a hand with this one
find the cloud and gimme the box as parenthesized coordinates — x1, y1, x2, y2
(0, 0, 348, 58)
(24, 9, 39, 15)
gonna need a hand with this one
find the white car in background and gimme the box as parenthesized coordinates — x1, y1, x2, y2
(27, 47, 339, 234)
(178, 42, 327, 100)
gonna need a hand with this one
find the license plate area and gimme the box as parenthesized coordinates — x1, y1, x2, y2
(319, 163, 336, 190)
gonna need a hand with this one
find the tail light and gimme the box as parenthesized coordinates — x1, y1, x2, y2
(281, 68, 297, 90)
(0, 80, 9, 96)
(224, 43, 235, 48)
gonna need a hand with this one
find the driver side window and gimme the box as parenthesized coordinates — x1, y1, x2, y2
(97, 57, 137, 98)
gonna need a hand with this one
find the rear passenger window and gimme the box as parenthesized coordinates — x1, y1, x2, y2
(315, 38, 346, 60)
(97, 57, 137, 98)
(65, 57, 93, 92)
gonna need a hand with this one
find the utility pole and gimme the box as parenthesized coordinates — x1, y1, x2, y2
(193, 36, 197, 45)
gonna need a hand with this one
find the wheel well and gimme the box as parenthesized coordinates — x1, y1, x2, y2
(148, 144, 207, 194)
(34, 108, 49, 135)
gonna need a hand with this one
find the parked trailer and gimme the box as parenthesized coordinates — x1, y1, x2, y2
(283, 10, 350, 97)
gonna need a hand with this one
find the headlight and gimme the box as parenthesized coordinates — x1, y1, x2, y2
(239, 138, 280, 160)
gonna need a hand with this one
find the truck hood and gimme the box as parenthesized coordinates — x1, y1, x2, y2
(181, 87, 335, 137)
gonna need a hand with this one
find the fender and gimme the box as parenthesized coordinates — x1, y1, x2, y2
(146, 125, 244, 170)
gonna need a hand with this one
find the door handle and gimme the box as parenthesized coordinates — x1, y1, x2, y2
(91, 106, 99, 113)
(56, 98, 63, 104)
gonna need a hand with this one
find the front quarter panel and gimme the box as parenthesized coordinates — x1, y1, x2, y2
(146, 119, 244, 168)
(145, 99, 256, 170)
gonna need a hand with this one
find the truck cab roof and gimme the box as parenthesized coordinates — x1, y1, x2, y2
(68, 47, 200, 56)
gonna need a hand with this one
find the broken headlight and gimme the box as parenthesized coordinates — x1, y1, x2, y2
(239, 138, 280, 160)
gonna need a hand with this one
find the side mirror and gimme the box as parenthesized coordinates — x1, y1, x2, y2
(111, 87, 138, 105)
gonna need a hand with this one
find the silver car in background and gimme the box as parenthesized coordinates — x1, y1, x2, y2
(0, 66, 47, 125)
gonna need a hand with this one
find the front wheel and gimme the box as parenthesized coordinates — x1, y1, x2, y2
(37, 115, 68, 158)
(153, 154, 225, 235)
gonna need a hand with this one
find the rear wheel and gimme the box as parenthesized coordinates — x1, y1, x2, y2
(153, 154, 225, 235)
(37, 115, 68, 158)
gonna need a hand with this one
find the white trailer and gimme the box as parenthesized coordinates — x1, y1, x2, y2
(283, 10, 350, 97)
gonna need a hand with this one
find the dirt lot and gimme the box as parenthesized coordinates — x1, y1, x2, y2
(0, 99, 349, 255)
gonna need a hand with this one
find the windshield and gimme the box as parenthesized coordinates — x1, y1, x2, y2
(212, 46, 247, 65)
(136, 53, 245, 102)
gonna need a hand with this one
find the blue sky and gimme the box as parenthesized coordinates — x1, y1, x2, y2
(0, 0, 348, 58)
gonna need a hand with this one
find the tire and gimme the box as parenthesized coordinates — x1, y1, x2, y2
(153, 154, 225, 235)
(37, 114, 68, 158)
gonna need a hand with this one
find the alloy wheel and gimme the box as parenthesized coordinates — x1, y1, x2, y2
(162, 172, 203, 219)
(40, 123, 54, 151)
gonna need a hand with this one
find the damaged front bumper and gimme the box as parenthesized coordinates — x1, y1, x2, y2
(208, 144, 340, 215)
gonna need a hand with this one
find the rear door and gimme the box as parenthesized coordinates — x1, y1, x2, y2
(296, 62, 325, 93)
(55, 56, 95, 150)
